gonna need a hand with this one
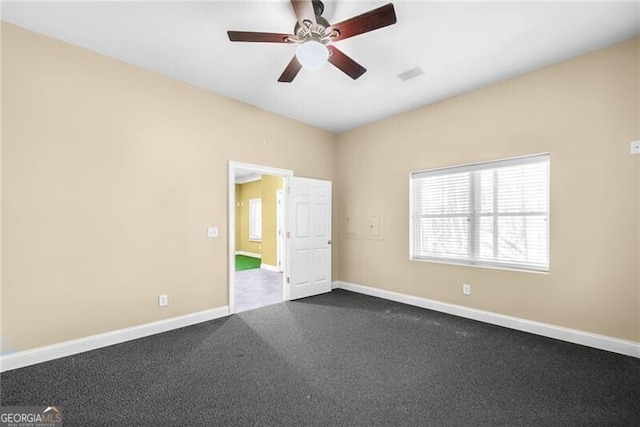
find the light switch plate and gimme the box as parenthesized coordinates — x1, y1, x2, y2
(207, 227, 219, 238)
(631, 141, 640, 155)
(366, 213, 383, 240)
(158, 294, 168, 307)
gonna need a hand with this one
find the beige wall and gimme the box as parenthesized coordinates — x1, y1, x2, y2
(2, 22, 638, 354)
(1, 24, 336, 352)
(260, 175, 284, 268)
(637, 39, 640, 342)
(337, 38, 640, 342)
(236, 180, 262, 256)
(0, 22, 3, 352)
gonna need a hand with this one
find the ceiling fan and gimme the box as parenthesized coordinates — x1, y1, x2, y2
(227, 0, 397, 82)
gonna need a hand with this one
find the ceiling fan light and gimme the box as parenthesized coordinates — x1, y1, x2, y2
(296, 40, 329, 70)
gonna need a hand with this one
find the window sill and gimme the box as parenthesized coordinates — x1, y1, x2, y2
(410, 256, 549, 274)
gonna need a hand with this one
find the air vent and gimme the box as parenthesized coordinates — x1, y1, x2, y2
(398, 67, 424, 81)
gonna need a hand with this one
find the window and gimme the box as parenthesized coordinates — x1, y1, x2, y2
(410, 154, 549, 272)
(249, 198, 262, 241)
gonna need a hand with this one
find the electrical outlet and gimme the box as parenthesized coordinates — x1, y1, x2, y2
(207, 227, 218, 238)
(158, 294, 168, 307)
(463, 284, 471, 295)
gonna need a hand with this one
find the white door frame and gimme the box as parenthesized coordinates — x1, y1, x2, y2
(276, 189, 285, 273)
(228, 161, 293, 314)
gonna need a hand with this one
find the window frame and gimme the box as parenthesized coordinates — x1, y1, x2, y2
(249, 198, 262, 242)
(409, 153, 550, 273)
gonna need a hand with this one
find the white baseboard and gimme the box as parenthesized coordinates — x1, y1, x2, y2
(332, 280, 640, 359)
(0, 306, 230, 372)
(261, 263, 280, 272)
(235, 251, 261, 259)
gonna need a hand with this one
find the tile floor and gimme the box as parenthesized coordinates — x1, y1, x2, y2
(234, 268, 284, 313)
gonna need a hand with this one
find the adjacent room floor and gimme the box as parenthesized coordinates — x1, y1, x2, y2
(234, 268, 283, 313)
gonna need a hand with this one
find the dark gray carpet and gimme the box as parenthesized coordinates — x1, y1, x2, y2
(235, 268, 284, 313)
(2, 290, 639, 426)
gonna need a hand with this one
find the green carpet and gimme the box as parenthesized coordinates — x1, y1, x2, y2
(235, 255, 261, 271)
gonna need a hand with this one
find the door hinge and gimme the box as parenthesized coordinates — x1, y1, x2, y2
(287, 187, 290, 193)
(286, 277, 290, 284)
(286, 231, 290, 238)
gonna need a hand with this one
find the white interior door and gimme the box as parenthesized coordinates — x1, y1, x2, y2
(288, 177, 332, 300)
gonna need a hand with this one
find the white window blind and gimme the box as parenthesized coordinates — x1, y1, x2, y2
(410, 154, 549, 272)
(249, 198, 262, 241)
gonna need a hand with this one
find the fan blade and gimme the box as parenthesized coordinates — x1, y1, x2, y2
(227, 31, 293, 43)
(328, 3, 397, 42)
(327, 46, 366, 80)
(278, 56, 303, 82)
(290, 0, 317, 28)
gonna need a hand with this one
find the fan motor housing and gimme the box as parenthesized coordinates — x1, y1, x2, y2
(312, 0, 325, 16)
(293, 0, 330, 35)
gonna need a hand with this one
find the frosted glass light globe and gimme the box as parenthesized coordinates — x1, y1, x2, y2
(296, 41, 329, 70)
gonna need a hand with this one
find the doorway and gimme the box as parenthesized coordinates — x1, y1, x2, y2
(228, 162, 293, 314)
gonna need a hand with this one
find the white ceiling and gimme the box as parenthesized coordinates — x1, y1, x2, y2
(235, 170, 262, 183)
(2, 1, 639, 133)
